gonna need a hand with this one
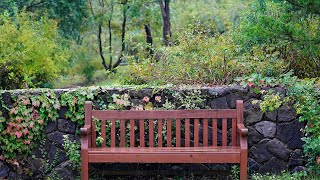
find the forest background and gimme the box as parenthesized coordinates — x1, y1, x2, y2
(0, 0, 319, 89)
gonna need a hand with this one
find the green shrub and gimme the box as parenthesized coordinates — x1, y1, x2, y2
(0, 11, 69, 89)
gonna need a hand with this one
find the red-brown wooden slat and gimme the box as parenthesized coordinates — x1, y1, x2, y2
(92, 120, 96, 148)
(167, 119, 172, 147)
(185, 119, 190, 147)
(101, 120, 106, 147)
(176, 119, 181, 147)
(140, 120, 145, 147)
(158, 119, 163, 147)
(92, 109, 237, 120)
(212, 118, 217, 146)
(232, 118, 237, 146)
(203, 118, 208, 147)
(111, 120, 116, 147)
(149, 119, 154, 147)
(222, 118, 227, 146)
(194, 118, 199, 147)
(120, 120, 125, 147)
(130, 119, 135, 147)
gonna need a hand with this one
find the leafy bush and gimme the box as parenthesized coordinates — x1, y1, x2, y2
(238, 72, 320, 175)
(0, 11, 69, 89)
(234, 0, 320, 78)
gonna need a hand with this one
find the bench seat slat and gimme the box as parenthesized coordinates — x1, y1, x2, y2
(92, 110, 237, 120)
(87, 147, 240, 163)
(88, 146, 240, 153)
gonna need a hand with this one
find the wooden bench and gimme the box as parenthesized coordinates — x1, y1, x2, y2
(81, 100, 248, 180)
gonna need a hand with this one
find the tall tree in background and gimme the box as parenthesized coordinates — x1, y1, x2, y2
(158, 0, 171, 46)
(89, 0, 128, 71)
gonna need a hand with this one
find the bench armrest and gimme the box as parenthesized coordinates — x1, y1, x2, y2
(237, 124, 248, 136)
(80, 125, 92, 136)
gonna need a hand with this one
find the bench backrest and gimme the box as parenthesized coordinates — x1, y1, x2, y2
(85, 100, 244, 148)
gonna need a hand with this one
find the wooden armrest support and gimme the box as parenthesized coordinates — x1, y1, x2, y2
(80, 125, 92, 136)
(237, 124, 248, 136)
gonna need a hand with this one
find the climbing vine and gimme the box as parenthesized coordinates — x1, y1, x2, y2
(238, 71, 320, 174)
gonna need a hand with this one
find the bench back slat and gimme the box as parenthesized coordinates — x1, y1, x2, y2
(158, 119, 163, 147)
(194, 118, 199, 147)
(167, 119, 172, 147)
(176, 119, 181, 147)
(203, 118, 208, 147)
(111, 119, 116, 147)
(212, 118, 217, 146)
(120, 120, 126, 147)
(139, 120, 145, 147)
(149, 120, 154, 147)
(222, 118, 228, 146)
(101, 120, 106, 147)
(130, 119, 135, 147)
(185, 118, 190, 147)
(232, 118, 237, 146)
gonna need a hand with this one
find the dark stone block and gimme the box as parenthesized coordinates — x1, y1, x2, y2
(276, 120, 304, 149)
(58, 106, 68, 119)
(278, 106, 296, 122)
(291, 166, 306, 173)
(45, 120, 57, 134)
(31, 139, 51, 158)
(254, 121, 276, 138)
(210, 97, 228, 109)
(248, 158, 260, 173)
(265, 110, 277, 122)
(244, 109, 264, 125)
(289, 149, 305, 167)
(58, 119, 76, 134)
(207, 87, 230, 97)
(48, 145, 67, 165)
(267, 138, 292, 160)
(259, 157, 288, 174)
(248, 127, 263, 148)
(129, 89, 153, 99)
(47, 131, 74, 149)
(49, 161, 77, 180)
(26, 158, 45, 176)
(227, 92, 249, 109)
(0, 160, 10, 178)
(250, 139, 273, 163)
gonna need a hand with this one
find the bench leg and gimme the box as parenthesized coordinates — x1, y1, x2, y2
(81, 151, 89, 180)
(240, 150, 248, 180)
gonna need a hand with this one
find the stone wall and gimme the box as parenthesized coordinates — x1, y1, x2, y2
(0, 86, 306, 179)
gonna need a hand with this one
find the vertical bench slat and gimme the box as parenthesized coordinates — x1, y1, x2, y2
(203, 118, 208, 147)
(185, 119, 190, 147)
(140, 120, 145, 147)
(167, 119, 172, 147)
(120, 120, 125, 147)
(176, 119, 181, 147)
(130, 119, 135, 147)
(101, 120, 106, 147)
(92, 121, 96, 148)
(212, 118, 217, 146)
(158, 119, 163, 147)
(232, 118, 237, 146)
(194, 118, 199, 147)
(222, 118, 227, 146)
(149, 119, 154, 147)
(111, 120, 116, 147)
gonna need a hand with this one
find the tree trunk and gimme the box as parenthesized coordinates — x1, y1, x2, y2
(159, 0, 171, 46)
(98, 24, 109, 71)
(108, 19, 113, 69)
(112, 1, 127, 69)
(144, 24, 154, 58)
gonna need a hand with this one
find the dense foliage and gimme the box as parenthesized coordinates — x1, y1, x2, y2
(0, 12, 69, 89)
